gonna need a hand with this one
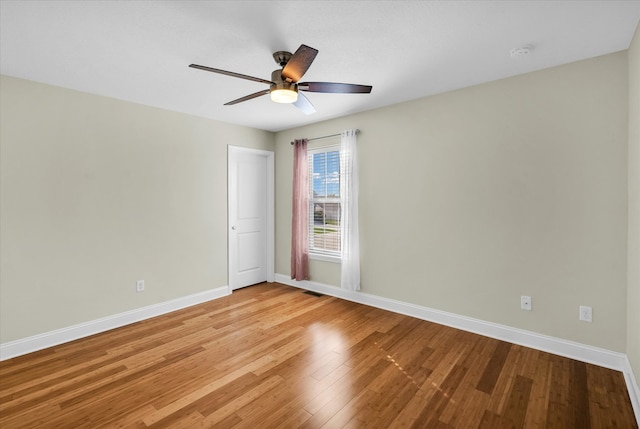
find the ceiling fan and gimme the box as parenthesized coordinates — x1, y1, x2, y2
(189, 44, 372, 115)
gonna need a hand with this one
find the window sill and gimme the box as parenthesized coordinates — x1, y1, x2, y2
(309, 253, 341, 264)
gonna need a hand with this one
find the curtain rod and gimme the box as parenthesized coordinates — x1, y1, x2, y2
(290, 129, 359, 145)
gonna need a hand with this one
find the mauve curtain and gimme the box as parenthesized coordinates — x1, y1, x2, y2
(291, 139, 310, 281)
(340, 129, 360, 291)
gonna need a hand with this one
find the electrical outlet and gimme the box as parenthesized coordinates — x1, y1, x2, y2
(136, 280, 145, 293)
(579, 305, 592, 322)
(520, 295, 532, 311)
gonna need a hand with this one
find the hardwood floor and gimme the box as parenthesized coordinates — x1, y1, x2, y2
(0, 282, 636, 428)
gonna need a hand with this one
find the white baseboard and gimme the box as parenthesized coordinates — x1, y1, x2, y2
(275, 273, 640, 424)
(0, 285, 231, 361)
(625, 357, 640, 426)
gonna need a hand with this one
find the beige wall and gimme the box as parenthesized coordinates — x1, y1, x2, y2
(276, 52, 629, 352)
(0, 75, 274, 343)
(628, 23, 640, 386)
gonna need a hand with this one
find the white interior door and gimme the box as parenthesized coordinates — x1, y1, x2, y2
(228, 146, 274, 290)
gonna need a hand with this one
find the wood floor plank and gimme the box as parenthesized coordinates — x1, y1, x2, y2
(194, 375, 284, 427)
(476, 340, 512, 394)
(412, 364, 469, 428)
(319, 387, 378, 428)
(546, 354, 572, 428)
(569, 360, 590, 429)
(484, 343, 526, 417)
(440, 343, 492, 427)
(366, 372, 422, 428)
(500, 374, 534, 428)
(522, 351, 552, 428)
(445, 388, 492, 429)
(300, 358, 390, 429)
(0, 283, 636, 429)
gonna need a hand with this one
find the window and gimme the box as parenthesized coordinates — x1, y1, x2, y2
(309, 146, 341, 258)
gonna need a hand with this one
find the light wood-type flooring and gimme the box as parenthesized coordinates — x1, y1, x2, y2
(0, 282, 637, 428)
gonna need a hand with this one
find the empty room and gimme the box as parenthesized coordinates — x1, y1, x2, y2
(1, 1, 639, 428)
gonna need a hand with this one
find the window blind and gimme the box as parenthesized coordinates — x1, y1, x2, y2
(308, 147, 341, 255)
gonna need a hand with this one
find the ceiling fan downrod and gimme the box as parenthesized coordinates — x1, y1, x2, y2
(273, 51, 293, 67)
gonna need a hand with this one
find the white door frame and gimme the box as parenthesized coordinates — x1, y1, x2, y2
(228, 145, 275, 290)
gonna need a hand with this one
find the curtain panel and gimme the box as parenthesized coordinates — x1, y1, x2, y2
(340, 129, 360, 291)
(291, 139, 310, 281)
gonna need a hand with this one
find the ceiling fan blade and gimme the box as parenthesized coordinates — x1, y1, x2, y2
(292, 92, 316, 115)
(189, 64, 273, 85)
(281, 44, 318, 82)
(224, 89, 271, 105)
(299, 82, 372, 94)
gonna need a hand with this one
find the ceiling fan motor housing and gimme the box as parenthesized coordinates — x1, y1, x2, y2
(270, 69, 298, 93)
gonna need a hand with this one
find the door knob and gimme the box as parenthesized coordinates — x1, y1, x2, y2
(231, 226, 236, 230)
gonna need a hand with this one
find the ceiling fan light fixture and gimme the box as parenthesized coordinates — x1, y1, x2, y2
(270, 88, 298, 104)
(270, 70, 298, 103)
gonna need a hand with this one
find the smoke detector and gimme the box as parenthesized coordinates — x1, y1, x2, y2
(510, 45, 533, 59)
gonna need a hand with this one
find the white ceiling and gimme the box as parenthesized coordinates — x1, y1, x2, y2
(1, 1, 639, 132)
